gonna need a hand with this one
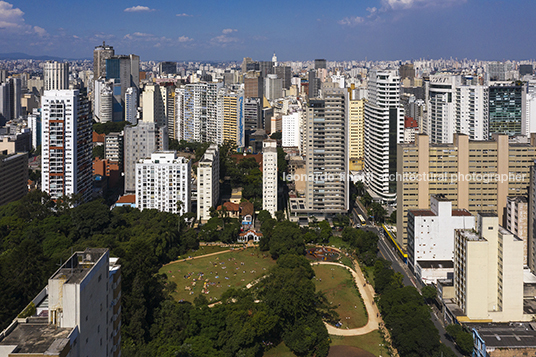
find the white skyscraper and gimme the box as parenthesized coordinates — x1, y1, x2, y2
(364, 69, 404, 203)
(178, 82, 223, 143)
(197, 144, 220, 222)
(136, 151, 191, 215)
(41, 89, 92, 202)
(141, 83, 166, 127)
(44, 61, 69, 91)
(428, 74, 459, 144)
(455, 83, 489, 140)
(125, 86, 138, 124)
(282, 112, 301, 148)
(262, 139, 278, 217)
(124, 122, 168, 193)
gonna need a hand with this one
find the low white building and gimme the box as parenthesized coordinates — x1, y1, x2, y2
(197, 144, 219, 222)
(136, 151, 191, 215)
(407, 194, 475, 283)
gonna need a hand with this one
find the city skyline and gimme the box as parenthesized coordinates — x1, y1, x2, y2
(0, 0, 535, 61)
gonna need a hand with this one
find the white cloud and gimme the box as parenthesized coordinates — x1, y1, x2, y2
(0, 1, 47, 36)
(337, 16, 365, 26)
(380, 0, 465, 11)
(222, 28, 237, 34)
(176, 13, 192, 17)
(178, 36, 193, 42)
(124, 5, 155, 13)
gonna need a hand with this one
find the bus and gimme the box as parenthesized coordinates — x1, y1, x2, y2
(357, 214, 366, 225)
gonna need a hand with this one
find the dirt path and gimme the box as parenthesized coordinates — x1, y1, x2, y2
(162, 248, 238, 267)
(314, 261, 381, 336)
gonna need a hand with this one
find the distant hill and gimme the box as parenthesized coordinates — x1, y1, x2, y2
(0, 52, 85, 61)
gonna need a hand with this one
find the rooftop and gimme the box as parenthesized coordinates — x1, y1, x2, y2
(478, 211, 498, 217)
(51, 248, 108, 285)
(0, 321, 72, 354)
(466, 322, 536, 348)
(408, 209, 435, 217)
(457, 229, 485, 242)
(116, 194, 136, 204)
(452, 209, 473, 217)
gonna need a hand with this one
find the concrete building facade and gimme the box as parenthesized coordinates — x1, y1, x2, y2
(349, 98, 365, 171)
(44, 61, 69, 91)
(197, 144, 220, 222)
(136, 151, 190, 215)
(397, 133, 536, 247)
(454, 213, 524, 322)
(505, 196, 528, 266)
(262, 139, 278, 217)
(41, 89, 92, 202)
(0, 152, 28, 206)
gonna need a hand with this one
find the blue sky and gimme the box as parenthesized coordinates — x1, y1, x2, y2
(0, 0, 534, 62)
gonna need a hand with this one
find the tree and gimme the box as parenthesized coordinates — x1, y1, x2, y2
(92, 145, 104, 159)
(275, 210, 285, 222)
(361, 192, 372, 207)
(268, 221, 305, 259)
(370, 202, 387, 223)
(421, 285, 437, 302)
(257, 210, 272, 223)
(318, 220, 332, 243)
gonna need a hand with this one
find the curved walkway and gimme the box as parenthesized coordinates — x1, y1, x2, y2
(162, 248, 240, 267)
(313, 261, 381, 336)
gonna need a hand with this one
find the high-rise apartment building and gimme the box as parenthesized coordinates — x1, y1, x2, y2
(44, 61, 69, 91)
(141, 83, 166, 127)
(41, 89, 92, 202)
(348, 98, 365, 171)
(244, 97, 262, 131)
(264, 74, 283, 100)
(425, 75, 489, 143)
(124, 122, 168, 193)
(105, 132, 123, 168)
(197, 144, 220, 222)
(428, 74, 458, 144)
(455, 83, 489, 140)
(0, 151, 28, 206)
(397, 133, 536, 247)
(220, 89, 244, 148)
(0, 248, 121, 357)
(178, 82, 223, 144)
(275, 66, 292, 89)
(304, 88, 349, 217)
(454, 213, 524, 322)
(93, 79, 113, 123)
(262, 139, 278, 217)
(244, 72, 263, 99)
(364, 69, 404, 203)
(28, 111, 41, 149)
(93, 41, 115, 80)
(489, 84, 523, 137)
(125, 87, 138, 124)
(282, 112, 300, 148)
(136, 151, 190, 215)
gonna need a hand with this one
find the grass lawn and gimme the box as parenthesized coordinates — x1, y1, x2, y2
(176, 245, 231, 259)
(328, 235, 353, 251)
(161, 247, 276, 303)
(263, 331, 384, 357)
(313, 265, 367, 329)
(330, 331, 384, 356)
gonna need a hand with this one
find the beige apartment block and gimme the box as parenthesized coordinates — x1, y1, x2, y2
(454, 213, 524, 322)
(348, 98, 365, 171)
(397, 133, 536, 248)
